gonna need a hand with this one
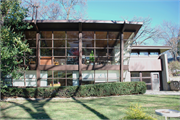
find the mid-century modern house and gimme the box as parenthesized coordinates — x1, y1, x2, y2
(4, 20, 171, 91)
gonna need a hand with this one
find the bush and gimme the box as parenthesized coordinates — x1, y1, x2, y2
(123, 103, 157, 120)
(1, 81, 146, 99)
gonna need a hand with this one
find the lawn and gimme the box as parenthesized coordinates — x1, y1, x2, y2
(0, 95, 180, 120)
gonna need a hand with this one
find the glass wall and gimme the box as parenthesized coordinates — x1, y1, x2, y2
(40, 70, 79, 86)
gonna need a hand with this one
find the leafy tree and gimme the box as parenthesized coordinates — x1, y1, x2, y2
(1, 0, 32, 79)
(168, 61, 180, 76)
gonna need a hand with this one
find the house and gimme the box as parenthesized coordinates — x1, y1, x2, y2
(3, 20, 171, 91)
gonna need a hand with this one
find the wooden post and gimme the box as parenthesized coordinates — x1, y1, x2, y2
(79, 22, 82, 85)
(120, 33, 124, 82)
(36, 33, 40, 87)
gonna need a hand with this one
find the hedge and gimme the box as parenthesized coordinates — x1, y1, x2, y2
(1, 82, 146, 99)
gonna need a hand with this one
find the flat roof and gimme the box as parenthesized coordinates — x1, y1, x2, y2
(131, 46, 172, 53)
(25, 19, 143, 35)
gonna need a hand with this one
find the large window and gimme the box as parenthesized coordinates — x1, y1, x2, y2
(40, 70, 79, 86)
(82, 31, 120, 65)
(39, 31, 79, 65)
(131, 72, 152, 90)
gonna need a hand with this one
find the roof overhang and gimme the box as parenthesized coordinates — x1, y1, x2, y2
(25, 20, 143, 35)
(131, 46, 172, 53)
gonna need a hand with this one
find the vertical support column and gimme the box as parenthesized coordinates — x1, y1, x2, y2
(36, 33, 40, 87)
(79, 23, 82, 85)
(120, 33, 124, 82)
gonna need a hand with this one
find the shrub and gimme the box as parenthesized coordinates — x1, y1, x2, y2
(1, 81, 146, 99)
(123, 103, 157, 120)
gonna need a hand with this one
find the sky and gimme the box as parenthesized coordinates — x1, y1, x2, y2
(87, 0, 180, 27)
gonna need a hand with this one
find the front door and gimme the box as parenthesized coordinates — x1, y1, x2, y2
(151, 72, 160, 91)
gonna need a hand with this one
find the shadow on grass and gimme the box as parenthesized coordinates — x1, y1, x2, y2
(71, 86, 109, 119)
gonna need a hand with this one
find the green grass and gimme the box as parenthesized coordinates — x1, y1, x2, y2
(0, 95, 180, 120)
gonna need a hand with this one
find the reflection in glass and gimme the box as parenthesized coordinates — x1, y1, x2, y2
(142, 79, 151, 83)
(67, 31, 78, 38)
(142, 72, 151, 77)
(54, 31, 65, 38)
(54, 49, 65, 56)
(54, 71, 66, 78)
(82, 31, 94, 39)
(108, 70, 120, 78)
(67, 40, 78, 47)
(53, 57, 66, 65)
(96, 49, 107, 56)
(82, 71, 94, 80)
(146, 85, 152, 90)
(27, 40, 36, 47)
(96, 40, 107, 47)
(40, 71, 52, 78)
(107, 57, 120, 65)
(82, 49, 94, 56)
(54, 79, 65, 86)
(67, 79, 73, 86)
(82, 57, 94, 65)
(139, 51, 148, 56)
(40, 40, 52, 47)
(95, 57, 107, 65)
(67, 57, 78, 65)
(40, 49, 52, 56)
(41, 31, 52, 38)
(150, 52, 159, 56)
(109, 49, 120, 57)
(28, 57, 36, 65)
(54, 40, 65, 47)
(131, 52, 138, 56)
(82, 40, 94, 47)
(131, 78, 140, 82)
(67, 48, 79, 56)
(131, 72, 140, 77)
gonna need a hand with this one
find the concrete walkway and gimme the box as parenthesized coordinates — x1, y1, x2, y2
(145, 90, 180, 95)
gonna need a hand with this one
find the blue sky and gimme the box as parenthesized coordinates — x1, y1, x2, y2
(87, 0, 179, 27)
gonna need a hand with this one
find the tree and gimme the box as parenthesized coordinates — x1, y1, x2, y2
(21, 0, 87, 20)
(1, 0, 32, 79)
(168, 61, 180, 76)
(158, 21, 180, 61)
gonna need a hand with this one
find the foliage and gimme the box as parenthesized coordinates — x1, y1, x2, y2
(0, 0, 32, 79)
(21, 0, 87, 20)
(168, 61, 180, 76)
(89, 50, 94, 62)
(1, 82, 146, 99)
(123, 103, 157, 120)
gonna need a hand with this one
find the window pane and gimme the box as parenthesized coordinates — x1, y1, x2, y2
(53, 79, 61, 86)
(67, 40, 78, 47)
(27, 40, 36, 47)
(96, 40, 107, 47)
(67, 48, 79, 56)
(67, 57, 78, 65)
(142, 72, 151, 77)
(131, 78, 140, 82)
(109, 49, 120, 57)
(82, 31, 94, 39)
(26, 79, 37, 87)
(146, 85, 152, 90)
(82, 40, 94, 47)
(108, 70, 120, 78)
(54, 40, 65, 47)
(40, 71, 52, 78)
(95, 70, 107, 79)
(109, 32, 119, 39)
(67, 79, 73, 86)
(30, 49, 36, 56)
(139, 51, 148, 56)
(40, 57, 52, 65)
(67, 71, 78, 78)
(96, 49, 107, 56)
(53, 57, 66, 65)
(54, 31, 65, 38)
(54, 71, 66, 78)
(25, 31, 36, 39)
(82, 71, 94, 80)
(67, 31, 78, 38)
(82, 49, 94, 56)
(150, 52, 159, 55)
(40, 79, 52, 86)
(108, 40, 120, 47)
(82, 57, 95, 65)
(96, 32, 107, 39)
(41, 31, 52, 38)
(54, 49, 65, 56)
(108, 78, 119, 82)
(40, 49, 52, 56)
(142, 79, 151, 83)
(131, 52, 138, 56)
(95, 57, 107, 65)
(107, 57, 120, 65)
(40, 40, 52, 47)
(131, 72, 140, 77)
(25, 70, 36, 79)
